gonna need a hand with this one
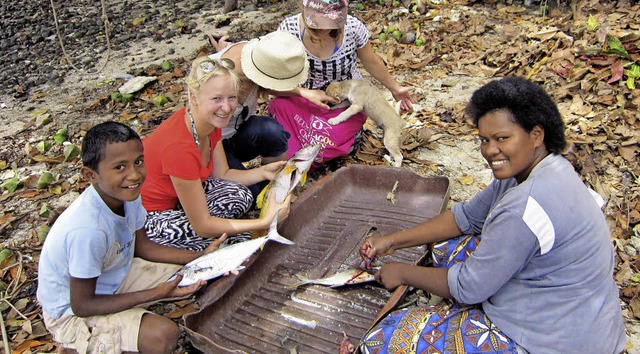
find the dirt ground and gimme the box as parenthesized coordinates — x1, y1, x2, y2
(0, 0, 639, 352)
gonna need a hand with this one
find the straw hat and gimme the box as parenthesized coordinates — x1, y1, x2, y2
(241, 31, 309, 91)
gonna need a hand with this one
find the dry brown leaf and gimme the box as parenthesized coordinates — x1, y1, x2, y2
(173, 67, 185, 78)
(404, 153, 438, 166)
(497, 5, 526, 14)
(11, 339, 46, 354)
(630, 295, 640, 319)
(459, 175, 475, 185)
(618, 146, 638, 162)
(615, 260, 633, 284)
(527, 28, 560, 42)
(22, 319, 33, 334)
(118, 111, 138, 122)
(30, 155, 65, 164)
(158, 72, 174, 82)
(15, 190, 45, 199)
(355, 150, 381, 164)
(401, 127, 434, 150)
(0, 212, 17, 225)
(629, 209, 640, 225)
(167, 304, 199, 319)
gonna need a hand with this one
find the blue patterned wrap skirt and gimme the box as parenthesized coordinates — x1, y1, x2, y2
(359, 235, 520, 354)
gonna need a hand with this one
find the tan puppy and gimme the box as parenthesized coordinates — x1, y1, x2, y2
(326, 79, 407, 167)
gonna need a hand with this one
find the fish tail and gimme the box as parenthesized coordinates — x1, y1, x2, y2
(267, 213, 294, 245)
(286, 274, 310, 289)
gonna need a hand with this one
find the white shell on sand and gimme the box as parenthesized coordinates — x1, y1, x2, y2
(118, 76, 157, 94)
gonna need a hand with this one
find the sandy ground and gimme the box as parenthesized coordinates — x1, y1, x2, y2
(1, 2, 638, 352)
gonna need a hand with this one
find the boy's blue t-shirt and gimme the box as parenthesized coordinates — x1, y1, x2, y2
(37, 185, 146, 319)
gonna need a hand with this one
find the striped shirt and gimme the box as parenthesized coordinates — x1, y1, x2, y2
(278, 14, 370, 90)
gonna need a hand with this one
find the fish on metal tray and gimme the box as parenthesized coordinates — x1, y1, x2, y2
(287, 266, 377, 289)
(256, 144, 322, 214)
(168, 214, 293, 287)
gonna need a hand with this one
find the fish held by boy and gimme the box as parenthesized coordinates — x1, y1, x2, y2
(168, 214, 293, 287)
(287, 267, 377, 289)
(256, 144, 322, 213)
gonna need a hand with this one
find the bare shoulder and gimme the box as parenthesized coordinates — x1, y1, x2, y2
(223, 44, 244, 70)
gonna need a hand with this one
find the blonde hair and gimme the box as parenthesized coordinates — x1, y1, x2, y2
(185, 56, 240, 93)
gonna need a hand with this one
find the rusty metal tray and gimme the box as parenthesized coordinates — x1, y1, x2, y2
(184, 165, 449, 353)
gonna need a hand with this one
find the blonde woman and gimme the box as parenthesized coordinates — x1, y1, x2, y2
(207, 31, 309, 197)
(141, 56, 290, 251)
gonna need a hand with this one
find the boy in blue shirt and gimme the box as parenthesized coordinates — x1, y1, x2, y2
(37, 122, 226, 353)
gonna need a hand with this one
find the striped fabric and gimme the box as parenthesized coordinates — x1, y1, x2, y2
(278, 14, 370, 90)
(145, 178, 253, 251)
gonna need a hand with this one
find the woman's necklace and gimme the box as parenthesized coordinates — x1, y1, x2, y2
(187, 107, 211, 160)
(187, 107, 201, 149)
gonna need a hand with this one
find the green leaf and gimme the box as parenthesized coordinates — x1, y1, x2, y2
(606, 35, 630, 59)
(111, 92, 123, 103)
(631, 273, 640, 283)
(53, 128, 68, 143)
(37, 140, 52, 152)
(624, 64, 640, 79)
(0, 249, 13, 264)
(37, 225, 51, 243)
(2, 169, 21, 193)
(161, 60, 174, 72)
(587, 14, 598, 31)
(31, 108, 48, 117)
(63, 144, 81, 162)
(153, 95, 168, 108)
(37, 172, 55, 189)
(627, 77, 636, 90)
(39, 203, 50, 218)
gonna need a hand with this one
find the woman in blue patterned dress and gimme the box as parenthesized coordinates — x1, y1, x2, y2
(359, 76, 626, 354)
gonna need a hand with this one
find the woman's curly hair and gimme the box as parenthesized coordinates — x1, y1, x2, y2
(466, 76, 567, 154)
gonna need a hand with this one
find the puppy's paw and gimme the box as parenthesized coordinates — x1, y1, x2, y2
(327, 118, 340, 125)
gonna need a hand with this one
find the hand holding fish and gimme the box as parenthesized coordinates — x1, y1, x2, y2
(261, 192, 292, 230)
(254, 144, 321, 233)
(260, 160, 288, 181)
(157, 273, 207, 298)
(374, 262, 409, 292)
(360, 235, 396, 265)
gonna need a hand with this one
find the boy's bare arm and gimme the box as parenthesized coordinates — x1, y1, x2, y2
(69, 275, 203, 317)
(133, 229, 227, 265)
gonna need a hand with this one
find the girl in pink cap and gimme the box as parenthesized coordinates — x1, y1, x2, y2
(269, 0, 414, 170)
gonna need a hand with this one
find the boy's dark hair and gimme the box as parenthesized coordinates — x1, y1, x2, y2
(82, 121, 141, 171)
(466, 76, 567, 154)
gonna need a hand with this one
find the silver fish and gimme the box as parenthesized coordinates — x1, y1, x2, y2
(288, 267, 376, 289)
(168, 214, 293, 287)
(256, 144, 322, 209)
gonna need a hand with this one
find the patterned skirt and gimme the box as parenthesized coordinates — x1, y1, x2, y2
(145, 177, 253, 252)
(359, 235, 520, 354)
